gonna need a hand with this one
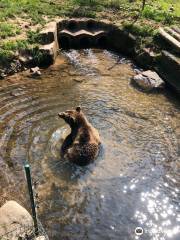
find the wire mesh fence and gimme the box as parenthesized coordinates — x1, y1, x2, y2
(0, 219, 49, 240)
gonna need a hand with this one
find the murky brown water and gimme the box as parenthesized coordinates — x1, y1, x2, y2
(0, 49, 180, 240)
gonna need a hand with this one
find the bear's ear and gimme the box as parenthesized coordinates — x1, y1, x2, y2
(76, 106, 81, 112)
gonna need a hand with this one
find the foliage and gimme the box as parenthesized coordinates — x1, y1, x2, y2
(1, 40, 29, 51)
(0, 40, 30, 64)
(0, 23, 20, 39)
(142, 5, 175, 24)
(123, 23, 156, 37)
(27, 30, 42, 44)
(0, 49, 14, 64)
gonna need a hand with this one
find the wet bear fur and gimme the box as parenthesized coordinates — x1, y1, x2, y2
(58, 107, 101, 166)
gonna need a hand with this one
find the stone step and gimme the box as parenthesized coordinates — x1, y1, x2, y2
(172, 26, 180, 35)
(165, 27, 180, 41)
(59, 29, 106, 38)
(159, 27, 180, 53)
(158, 50, 180, 93)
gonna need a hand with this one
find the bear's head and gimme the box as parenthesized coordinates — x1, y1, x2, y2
(58, 106, 85, 128)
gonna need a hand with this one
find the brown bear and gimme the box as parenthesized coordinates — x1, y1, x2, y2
(58, 106, 101, 166)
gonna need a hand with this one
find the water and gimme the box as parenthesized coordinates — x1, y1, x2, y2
(0, 49, 179, 240)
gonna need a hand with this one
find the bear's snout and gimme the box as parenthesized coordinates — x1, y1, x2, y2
(58, 112, 65, 118)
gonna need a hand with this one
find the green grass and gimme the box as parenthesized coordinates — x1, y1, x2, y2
(123, 23, 156, 38)
(142, 4, 178, 24)
(0, 23, 21, 39)
(0, 39, 30, 64)
(0, 49, 14, 65)
(27, 30, 42, 44)
(0, 0, 64, 24)
(1, 40, 29, 51)
(0, 1, 179, 24)
(157, 0, 180, 17)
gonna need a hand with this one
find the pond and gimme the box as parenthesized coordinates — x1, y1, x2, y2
(0, 49, 179, 240)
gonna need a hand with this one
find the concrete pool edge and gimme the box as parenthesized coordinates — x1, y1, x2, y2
(37, 18, 180, 94)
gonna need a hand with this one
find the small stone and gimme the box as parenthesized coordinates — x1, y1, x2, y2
(30, 66, 40, 73)
(30, 67, 41, 77)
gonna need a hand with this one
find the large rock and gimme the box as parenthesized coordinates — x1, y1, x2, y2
(0, 201, 33, 239)
(132, 70, 165, 91)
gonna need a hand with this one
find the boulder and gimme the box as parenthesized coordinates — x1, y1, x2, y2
(0, 201, 33, 239)
(132, 70, 165, 91)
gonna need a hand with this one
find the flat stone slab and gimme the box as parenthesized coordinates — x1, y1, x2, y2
(159, 27, 180, 53)
(0, 201, 33, 239)
(132, 70, 165, 91)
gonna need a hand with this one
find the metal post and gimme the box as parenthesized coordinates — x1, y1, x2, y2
(24, 163, 39, 236)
